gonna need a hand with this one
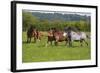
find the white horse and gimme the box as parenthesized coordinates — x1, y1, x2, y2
(63, 31, 88, 46)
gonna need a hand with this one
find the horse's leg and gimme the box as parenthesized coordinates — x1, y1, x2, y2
(69, 41, 72, 47)
(68, 39, 72, 47)
(27, 37, 29, 43)
(55, 41, 57, 46)
(34, 37, 36, 43)
(50, 41, 52, 45)
(80, 39, 83, 46)
(45, 37, 50, 47)
(27, 38, 28, 43)
(83, 39, 88, 46)
(38, 36, 41, 41)
(29, 37, 31, 43)
(55, 40, 58, 46)
(65, 40, 67, 46)
(70, 38, 73, 46)
(65, 38, 68, 46)
(68, 36, 72, 47)
(38, 37, 41, 41)
(45, 41, 48, 47)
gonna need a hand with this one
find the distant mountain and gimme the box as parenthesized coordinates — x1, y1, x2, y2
(31, 12, 91, 21)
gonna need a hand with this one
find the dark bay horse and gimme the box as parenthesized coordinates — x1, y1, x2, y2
(27, 26, 41, 43)
(46, 28, 68, 46)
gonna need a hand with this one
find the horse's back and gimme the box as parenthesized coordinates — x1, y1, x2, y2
(71, 31, 87, 40)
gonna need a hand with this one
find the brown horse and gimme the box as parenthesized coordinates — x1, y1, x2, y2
(27, 26, 41, 43)
(46, 28, 68, 46)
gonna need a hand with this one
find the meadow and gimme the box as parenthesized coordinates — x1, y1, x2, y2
(22, 31, 91, 63)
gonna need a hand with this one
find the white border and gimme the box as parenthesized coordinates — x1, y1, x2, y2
(16, 3, 96, 70)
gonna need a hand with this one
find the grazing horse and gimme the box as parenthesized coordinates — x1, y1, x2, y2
(27, 26, 41, 43)
(46, 28, 68, 46)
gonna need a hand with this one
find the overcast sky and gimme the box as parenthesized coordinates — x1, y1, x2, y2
(23, 10, 91, 16)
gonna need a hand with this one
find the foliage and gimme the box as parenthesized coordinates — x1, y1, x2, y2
(22, 12, 38, 31)
(23, 12, 91, 31)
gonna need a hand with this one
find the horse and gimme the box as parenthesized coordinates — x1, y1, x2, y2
(64, 31, 89, 46)
(27, 26, 41, 43)
(46, 28, 68, 46)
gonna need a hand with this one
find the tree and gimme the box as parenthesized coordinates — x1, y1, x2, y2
(22, 12, 38, 31)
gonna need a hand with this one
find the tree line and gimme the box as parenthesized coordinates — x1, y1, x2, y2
(22, 12, 91, 32)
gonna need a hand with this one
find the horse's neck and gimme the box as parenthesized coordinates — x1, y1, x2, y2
(71, 31, 80, 34)
(49, 31, 53, 34)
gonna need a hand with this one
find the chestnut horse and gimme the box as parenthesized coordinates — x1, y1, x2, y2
(46, 28, 68, 46)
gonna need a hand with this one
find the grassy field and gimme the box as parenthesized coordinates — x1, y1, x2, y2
(22, 32, 91, 63)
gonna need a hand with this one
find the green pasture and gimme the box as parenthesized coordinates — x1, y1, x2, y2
(22, 32, 91, 63)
